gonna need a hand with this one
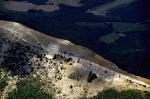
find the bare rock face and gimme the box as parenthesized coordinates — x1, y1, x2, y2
(0, 20, 149, 98)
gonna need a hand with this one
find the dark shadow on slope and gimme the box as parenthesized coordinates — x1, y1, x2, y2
(0, 30, 43, 77)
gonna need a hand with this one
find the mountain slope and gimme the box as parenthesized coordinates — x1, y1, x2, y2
(0, 20, 149, 98)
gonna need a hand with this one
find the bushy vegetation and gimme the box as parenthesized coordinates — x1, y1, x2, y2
(0, 70, 8, 91)
(87, 71, 97, 83)
(90, 89, 150, 99)
(7, 77, 53, 99)
(68, 73, 77, 80)
(0, 79, 7, 91)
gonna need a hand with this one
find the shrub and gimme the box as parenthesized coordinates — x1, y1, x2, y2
(64, 57, 72, 62)
(120, 90, 143, 99)
(90, 89, 150, 99)
(7, 78, 53, 99)
(87, 71, 97, 83)
(145, 92, 150, 99)
(0, 79, 7, 91)
(68, 73, 76, 80)
(91, 89, 121, 99)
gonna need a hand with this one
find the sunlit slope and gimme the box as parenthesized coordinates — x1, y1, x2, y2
(0, 20, 149, 98)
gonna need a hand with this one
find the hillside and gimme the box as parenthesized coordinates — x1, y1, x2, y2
(0, 0, 150, 79)
(0, 20, 150, 99)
